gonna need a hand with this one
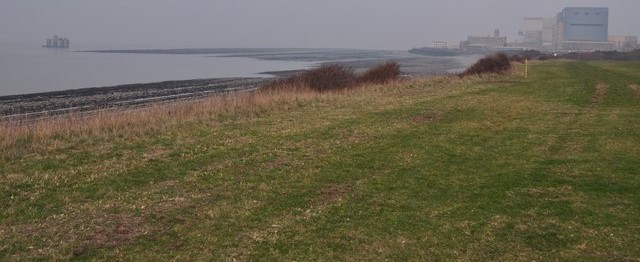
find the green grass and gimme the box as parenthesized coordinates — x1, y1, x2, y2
(1, 61, 640, 260)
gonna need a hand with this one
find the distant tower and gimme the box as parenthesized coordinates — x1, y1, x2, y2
(494, 29, 500, 37)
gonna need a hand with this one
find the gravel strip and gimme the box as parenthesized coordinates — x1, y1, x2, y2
(0, 78, 266, 120)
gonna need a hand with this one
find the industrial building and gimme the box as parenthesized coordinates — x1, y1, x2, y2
(559, 7, 608, 42)
(514, 7, 632, 52)
(431, 41, 448, 49)
(423, 6, 637, 55)
(456, 29, 527, 55)
(460, 30, 507, 51)
(609, 35, 638, 51)
(519, 17, 555, 49)
(556, 7, 614, 51)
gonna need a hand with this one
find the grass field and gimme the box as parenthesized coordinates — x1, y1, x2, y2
(1, 61, 639, 260)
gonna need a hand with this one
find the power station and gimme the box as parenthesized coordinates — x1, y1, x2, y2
(517, 7, 636, 52)
(418, 6, 638, 55)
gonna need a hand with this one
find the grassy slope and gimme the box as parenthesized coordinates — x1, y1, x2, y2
(1, 61, 640, 260)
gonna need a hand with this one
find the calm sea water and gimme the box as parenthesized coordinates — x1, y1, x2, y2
(0, 41, 312, 96)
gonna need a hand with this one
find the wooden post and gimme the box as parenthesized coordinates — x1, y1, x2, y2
(525, 59, 528, 79)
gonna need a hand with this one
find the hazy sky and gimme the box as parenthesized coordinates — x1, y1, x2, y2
(0, 0, 638, 49)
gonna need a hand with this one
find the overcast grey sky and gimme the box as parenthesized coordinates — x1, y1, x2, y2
(0, 0, 638, 49)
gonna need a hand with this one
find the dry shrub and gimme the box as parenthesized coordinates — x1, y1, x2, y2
(358, 62, 401, 84)
(509, 55, 527, 63)
(262, 65, 355, 93)
(303, 65, 356, 92)
(460, 53, 512, 76)
(263, 62, 401, 93)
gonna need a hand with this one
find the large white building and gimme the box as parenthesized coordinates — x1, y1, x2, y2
(557, 7, 614, 51)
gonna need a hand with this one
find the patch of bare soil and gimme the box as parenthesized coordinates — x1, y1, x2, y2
(3, 211, 149, 258)
(70, 213, 149, 257)
(348, 131, 365, 143)
(590, 83, 609, 107)
(311, 184, 353, 207)
(412, 113, 442, 123)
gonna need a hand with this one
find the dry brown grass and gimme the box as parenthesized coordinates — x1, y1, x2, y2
(0, 76, 429, 153)
(0, 88, 318, 152)
(0, 71, 491, 156)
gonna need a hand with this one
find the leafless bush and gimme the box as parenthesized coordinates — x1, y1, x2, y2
(460, 53, 511, 76)
(358, 62, 401, 84)
(263, 62, 401, 93)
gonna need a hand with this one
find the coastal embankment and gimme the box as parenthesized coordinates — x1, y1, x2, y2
(0, 78, 264, 120)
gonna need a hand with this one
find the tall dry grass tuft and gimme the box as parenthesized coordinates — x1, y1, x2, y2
(460, 53, 512, 77)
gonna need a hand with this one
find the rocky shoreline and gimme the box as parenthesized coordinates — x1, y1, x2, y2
(0, 78, 265, 120)
(0, 49, 479, 121)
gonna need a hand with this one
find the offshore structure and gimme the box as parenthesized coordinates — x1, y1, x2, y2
(43, 35, 70, 48)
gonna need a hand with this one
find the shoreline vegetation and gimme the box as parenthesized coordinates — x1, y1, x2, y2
(0, 48, 477, 120)
(1, 59, 640, 260)
(0, 55, 507, 147)
(0, 61, 404, 148)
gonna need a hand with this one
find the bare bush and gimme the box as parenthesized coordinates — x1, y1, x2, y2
(263, 62, 401, 93)
(460, 53, 511, 76)
(358, 62, 401, 84)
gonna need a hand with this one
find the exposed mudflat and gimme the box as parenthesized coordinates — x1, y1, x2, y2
(85, 48, 477, 76)
(0, 78, 265, 120)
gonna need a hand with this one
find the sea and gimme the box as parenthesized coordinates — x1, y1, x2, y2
(0, 41, 313, 97)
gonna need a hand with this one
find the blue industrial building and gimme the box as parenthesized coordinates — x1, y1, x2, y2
(558, 7, 609, 42)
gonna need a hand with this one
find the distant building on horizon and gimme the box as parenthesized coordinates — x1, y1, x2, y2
(512, 7, 626, 52)
(555, 7, 614, 51)
(458, 29, 527, 54)
(559, 7, 609, 42)
(459, 31, 507, 50)
(518, 17, 555, 50)
(431, 41, 448, 49)
(609, 35, 638, 51)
